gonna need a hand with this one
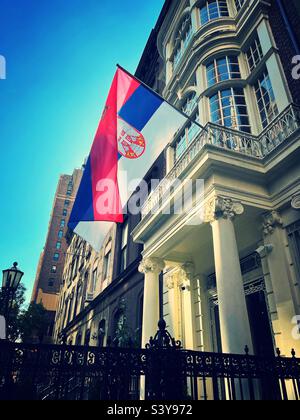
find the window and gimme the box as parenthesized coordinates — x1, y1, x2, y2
(234, 0, 245, 12)
(84, 329, 91, 346)
(176, 112, 201, 160)
(51, 265, 57, 273)
(98, 320, 106, 347)
(91, 269, 98, 293)
(48, 279, 55, 287)
(67, 180, 73, 196)
(60, 219, 66, 228)
(173, 16, 193, 70)
(210, 88, 251, 133)
(246, 35, 264, 72)
(254, 70, 278, 128)
(103, 249, 112, 280)
(56, 241, 62, 250)
(64, 200, 70, 207)
(182, 92, 198, 116)
(53, 253, 60, 261)
(120, 222, 129, 272)
(199, 0, 229, 26)
(62, 209, 68, 216)
(75, 332, 82, 346)
(207, 56, 241, 88)
(58, 230, 64, 239)
(287, 222, 300, 282)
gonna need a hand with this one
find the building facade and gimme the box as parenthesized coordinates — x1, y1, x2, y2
(53, 151, 166, 347)
(53, 0, 300, 360)
(132, 0, 300, 358)
(31, 168, 82, 340)
(53, 9, 168, 344)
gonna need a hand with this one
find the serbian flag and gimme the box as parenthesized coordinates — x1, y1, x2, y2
(69, 66, 197, 250)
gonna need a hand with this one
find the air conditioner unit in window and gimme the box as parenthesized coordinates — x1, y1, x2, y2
(86, 292, 94, 303)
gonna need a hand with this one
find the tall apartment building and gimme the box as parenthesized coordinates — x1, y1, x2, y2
(31, 168, 82, 339)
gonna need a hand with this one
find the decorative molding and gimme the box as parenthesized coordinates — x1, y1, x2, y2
(138, 257, 165, 275)
(291, 194, 300, 210)
(177, 263, 195, 291)
(165, 275, 176, 290)
(262, 211, 283, 236)
(205, 196, 244, 223)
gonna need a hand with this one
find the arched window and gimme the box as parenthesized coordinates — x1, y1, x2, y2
(173, 15, 193, 70)
(98, 320, 106, 347)
(113, 309, 127, 347)
(206, 56, 241, 88)
(199, 0, 229, 26)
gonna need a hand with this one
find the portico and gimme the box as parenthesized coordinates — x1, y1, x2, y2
(133, 119, 300, 357)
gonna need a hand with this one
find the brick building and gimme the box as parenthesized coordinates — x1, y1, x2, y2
(31, 168, 82, 339)
(269, 0, 300, 104)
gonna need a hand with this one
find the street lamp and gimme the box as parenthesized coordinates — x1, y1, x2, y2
(1, 262, 24, 319)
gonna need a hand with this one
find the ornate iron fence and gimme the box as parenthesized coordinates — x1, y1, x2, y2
(0, 326, 299, 401)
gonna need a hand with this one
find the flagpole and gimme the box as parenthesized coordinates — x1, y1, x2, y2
(116, 64, 208, 133)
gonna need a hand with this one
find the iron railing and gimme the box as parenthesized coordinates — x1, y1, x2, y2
(141, 104, 300, 218)
(0, 338, 299, 400)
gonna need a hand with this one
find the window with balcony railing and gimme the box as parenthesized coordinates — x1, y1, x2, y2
(173, 16, 193, 70)
(210, 88, 251, 133)
(234, 0, 245, 13)
(254, 69, 279, 128)
(246, 35, 264, 72)
(199, 0, 229, 26)
(206, 56, 241, 87)
(175, 111, 201, 160)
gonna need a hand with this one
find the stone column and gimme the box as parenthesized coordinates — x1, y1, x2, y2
(178, 263, 196, 350)
(139, 257, 165, 348)
(262, 211, 300, 355)
(206, 197, 253, 355)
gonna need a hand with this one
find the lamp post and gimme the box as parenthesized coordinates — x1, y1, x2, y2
(1, 262, 24, 331)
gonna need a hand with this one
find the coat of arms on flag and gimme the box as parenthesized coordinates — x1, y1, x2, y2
(117, 117, 146, 159)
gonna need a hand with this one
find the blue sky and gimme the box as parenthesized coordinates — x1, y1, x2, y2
(0, 0, 165, 302)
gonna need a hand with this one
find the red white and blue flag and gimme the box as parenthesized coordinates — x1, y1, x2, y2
(69, 67, 193, 250)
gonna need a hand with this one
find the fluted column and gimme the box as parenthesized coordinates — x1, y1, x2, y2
(178, 263, 196, 350)
(206, 197, 253, 354)
(139, 257, 165, 348)
(262, 211, 300, 355)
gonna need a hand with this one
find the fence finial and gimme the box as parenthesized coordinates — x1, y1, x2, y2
(146, 319, 182, 350)
(292, 349, 296, 358)
(276, 348, 281, 357)
(245, 345, 249, 355)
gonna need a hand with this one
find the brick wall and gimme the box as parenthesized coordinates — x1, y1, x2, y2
(269, 0, 300, 104)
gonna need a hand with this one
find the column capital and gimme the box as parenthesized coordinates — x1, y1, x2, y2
(178, 263, 195, 291)
(139, 257, 165, 275)
(292, 194, 300, 210)
(205, 196, 244, 223)
(262, 211, 283, 236)
(165, 275, 176, 290)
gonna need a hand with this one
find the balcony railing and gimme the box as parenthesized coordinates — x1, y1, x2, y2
(142, 104, 300, 219)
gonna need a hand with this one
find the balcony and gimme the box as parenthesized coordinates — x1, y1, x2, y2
(142, 104, 300, 219)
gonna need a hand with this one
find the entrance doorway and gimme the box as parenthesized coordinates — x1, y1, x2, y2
(211, 279, 274, 356)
